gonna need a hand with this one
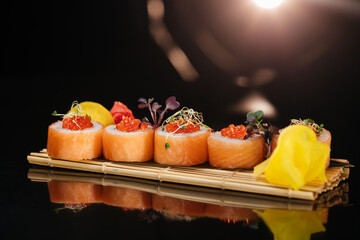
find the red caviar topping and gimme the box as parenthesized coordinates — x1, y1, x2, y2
(62, 116, 93, 130)
(165, 119, 200, 134)
(221, 124, 248, 139)
(116, 116, 148, 132)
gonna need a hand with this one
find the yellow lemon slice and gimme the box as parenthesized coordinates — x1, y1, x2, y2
(68, 101, 114, 127)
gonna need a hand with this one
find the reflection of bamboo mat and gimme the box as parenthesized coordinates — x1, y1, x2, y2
(28, 167, 347, 211)
(27, 150, 349, 201)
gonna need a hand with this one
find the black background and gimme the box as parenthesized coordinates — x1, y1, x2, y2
(1, 0, 359, 239)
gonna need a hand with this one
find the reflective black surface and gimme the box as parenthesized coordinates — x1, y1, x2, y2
(1, 1, 360, 239)
(1, 156, 358, 240)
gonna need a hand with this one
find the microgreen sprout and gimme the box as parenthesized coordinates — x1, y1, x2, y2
(137, 96, 180, 127)
(245, 110, 278, 158)
(161, 107, 209, 150)
(161, 107, 207, 130)
(54, 203, 90, 213)
(51, 101, 86, 118)
(245, 110, 265, 132)
(290, 118, 324, 135)
(51, 101, 91, 130)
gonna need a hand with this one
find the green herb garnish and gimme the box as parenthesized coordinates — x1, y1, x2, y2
(245, 110, 278, 158)
(161, 107, 209, 150)
(246, 110, 265, 131)
(165, 142, 170, 150)
(291, 118, 324, 135)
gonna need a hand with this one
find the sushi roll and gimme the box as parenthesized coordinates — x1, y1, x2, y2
(152, 194, 206, 218)
(102, 186, 152, 209)
(47, 181, 103, 204)
(47, 102, 103, 161)
(102, 117, 154, 162)
(204, 204, 259, 222)
(271, 118, 331, 167)
(208, 124, 265, 169)
(154, 107, 210, 166)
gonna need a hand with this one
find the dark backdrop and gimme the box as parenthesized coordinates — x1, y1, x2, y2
(2, 0, 359, 161)
(1, 0, 359, 239)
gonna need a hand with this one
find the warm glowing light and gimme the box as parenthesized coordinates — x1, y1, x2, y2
(254, 0, 283, 9)
(147, 0, 199, 81)
(229, 91, 277, 119)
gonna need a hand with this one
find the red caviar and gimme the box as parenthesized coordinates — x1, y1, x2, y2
(116, 116, 148, 132)
(62, 116, 93, 130)
(165, 119, 200, 134)
(221, 124, 248, 139)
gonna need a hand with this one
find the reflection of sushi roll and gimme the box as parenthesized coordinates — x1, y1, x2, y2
(204, 204, 259, 222)
(152, 194, 206, 217)
(102, 117, 154, 162)
(47, 181, 103, 204)
(47, 120, 103, 161)
(154, 127, 210, 166)
(208, 130, 265, 169)
(102, 186, 152, 209)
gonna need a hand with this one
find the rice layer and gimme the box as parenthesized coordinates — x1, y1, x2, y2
(105, 125, 153, 135)
(209, 131, 261, 142)
(156, 126, 209, 137)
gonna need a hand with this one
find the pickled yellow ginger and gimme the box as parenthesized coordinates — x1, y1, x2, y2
(254, 125, 330, 190)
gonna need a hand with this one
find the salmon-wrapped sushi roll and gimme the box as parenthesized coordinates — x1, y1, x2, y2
(154, 107, 210, 166)
(102, 186, 152, 209)
(102, 117, 154, 162)
(47, 181, 103, 204)
(47, 102, 103, 161)
(152, 194, 206, 218)
(208, 124, 265, 169)
(204, 204, 259, 222)
(271, 118, 331, 167)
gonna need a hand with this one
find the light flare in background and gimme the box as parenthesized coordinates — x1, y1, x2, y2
(147, 0, 360, 119)
(193, 30, 241, 75)
(229, 91, 277, 119)
(254, 0, 284, 9)
(233, 68, 278, 118)
(147, 0, 199, 81)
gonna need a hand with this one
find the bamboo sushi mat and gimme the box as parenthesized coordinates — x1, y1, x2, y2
(27, 149, 350, 201)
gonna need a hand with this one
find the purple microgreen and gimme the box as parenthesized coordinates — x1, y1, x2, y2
(137, 97, 156, 125)
(138, 96, 180, 127)
(147, 98, 154, 105)
(137, 97, 147, 104)
(158, 96, 180, 125)
(156, 109, 163, 115)
(165, 96, 180, 110)
(151, 102, 162, 123)
(137, 98, 149, 110)
(151, 102, 162, 112)
(137, 103, 148, 109)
